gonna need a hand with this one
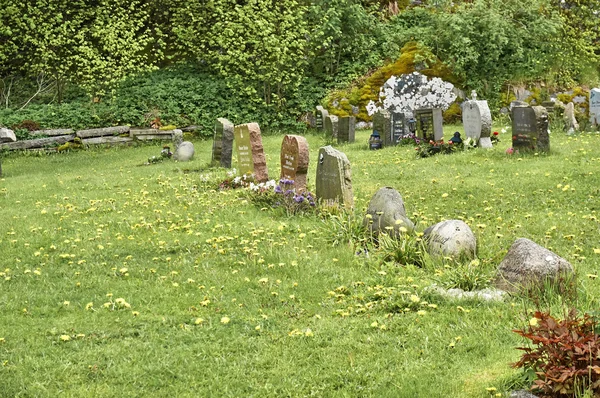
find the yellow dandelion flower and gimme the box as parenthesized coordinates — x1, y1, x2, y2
(220, 316, 230, 324)
(59, 335, 71, 342)
(194, 318, 203, 325)
(529, 317, 539, 327)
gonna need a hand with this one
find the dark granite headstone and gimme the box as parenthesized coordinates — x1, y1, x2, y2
(316, 146, 353, 209)
(234, 123, 269, 182)
(391, 112, 407, 144)
(511, 105, 549, 152)
(212, 118, 234, 168)
(372, 110, 392, 147)
(338, 116, 355, 144)
(280, 135, 309, 192)
(415, 109, 444, 142)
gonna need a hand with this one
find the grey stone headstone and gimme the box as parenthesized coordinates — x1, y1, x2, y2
(0, 128, 16, 143)
(495, 238, 573, 293)
(462, 99, 492, 147)
(372, 110, 392, 147)
(212, 118, 234, 168)
(324, 115, 339, 140)
(589, 88, 600, 126)
(363, 187, 414, 238)
(316, 146, 353, 209)
(338, 116, 355, 144)
(563, 102, 579, 132)
(415, 108, 443, 142)
(315, 106, 329, 131)
(173, 129, 194, 162)
(511, 105, 549, 152)
(423, 220, 476, 259)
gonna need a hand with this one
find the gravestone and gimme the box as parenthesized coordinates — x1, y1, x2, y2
(423, 220, 477, 259)
(173, 130, 194, 161)
(316, 146, 353, 209)
(495, 238, 573, 293)
(372, 110, 392, 147)
(511, 105, 549, 152)
(324, 115, 339, 140)
(563, 102, 579, 133)
(415, 108, 443, 142)
(391, 112, 408, 144)
(234, 123, 268, 182)
(338, 116, 355, 144)
(280, 135, 309, 192)
(590, 88, 600, 127)
(212, 118, 234, 168)
(363, 187, 415, 238)
(315, 106, 329, 131)
(462, 98, 492, 148)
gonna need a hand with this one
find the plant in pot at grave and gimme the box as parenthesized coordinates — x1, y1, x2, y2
(415, 139, 460, 158)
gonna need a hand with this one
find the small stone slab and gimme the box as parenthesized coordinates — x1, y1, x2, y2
(180, 125, 201, 132)
(0, 128, 16, 143)
(234, 123, 268, 182)
(316, 145, 353, 209)
(337, 116, 355, 144)
(81, 136, 133, 145)
(76, 125, 130, 139)
(495, 238, 573, 293)
(315, 106, 329, 131)
(130, 129, 175, 139)
(280, 135, 309, 192)
(589, 88, 600, 126)
(1, 135, 75, 150)
(30, 129, 74, 137)
(133, 134, 175, 141)
(212, 118, 234, 168)
(424, 220, 476, 259)
(463, 99, 492, 147)
(511, 105, 549, 152)
(363, 187, 414, 237)
(373, 110, 392, 147)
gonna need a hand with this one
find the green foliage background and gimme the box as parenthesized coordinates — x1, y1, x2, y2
(0, 0, 598, 132)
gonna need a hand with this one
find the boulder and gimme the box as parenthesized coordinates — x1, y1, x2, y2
(0, 128, 16, 143)
(423, 220, 476, 259)
(495, 238, 574, 293)
(363, 187, 414, 237)
(172, 129, 194, 162)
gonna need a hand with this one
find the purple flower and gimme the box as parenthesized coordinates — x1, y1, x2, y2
(275, 185, 283, 193)
(285, 190, 294, 196)
(279, 178, 295, 186)
(294, 195, 304, 203)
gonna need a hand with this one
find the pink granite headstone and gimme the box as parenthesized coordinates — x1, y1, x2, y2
(280, 135, 309, 192)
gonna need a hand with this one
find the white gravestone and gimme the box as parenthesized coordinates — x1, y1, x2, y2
(462, 97, 492, 148)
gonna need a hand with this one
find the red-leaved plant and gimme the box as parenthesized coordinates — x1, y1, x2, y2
(513, 309, 600, 397)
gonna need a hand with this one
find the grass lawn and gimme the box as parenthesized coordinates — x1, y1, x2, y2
(1, 125, 599, 397)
